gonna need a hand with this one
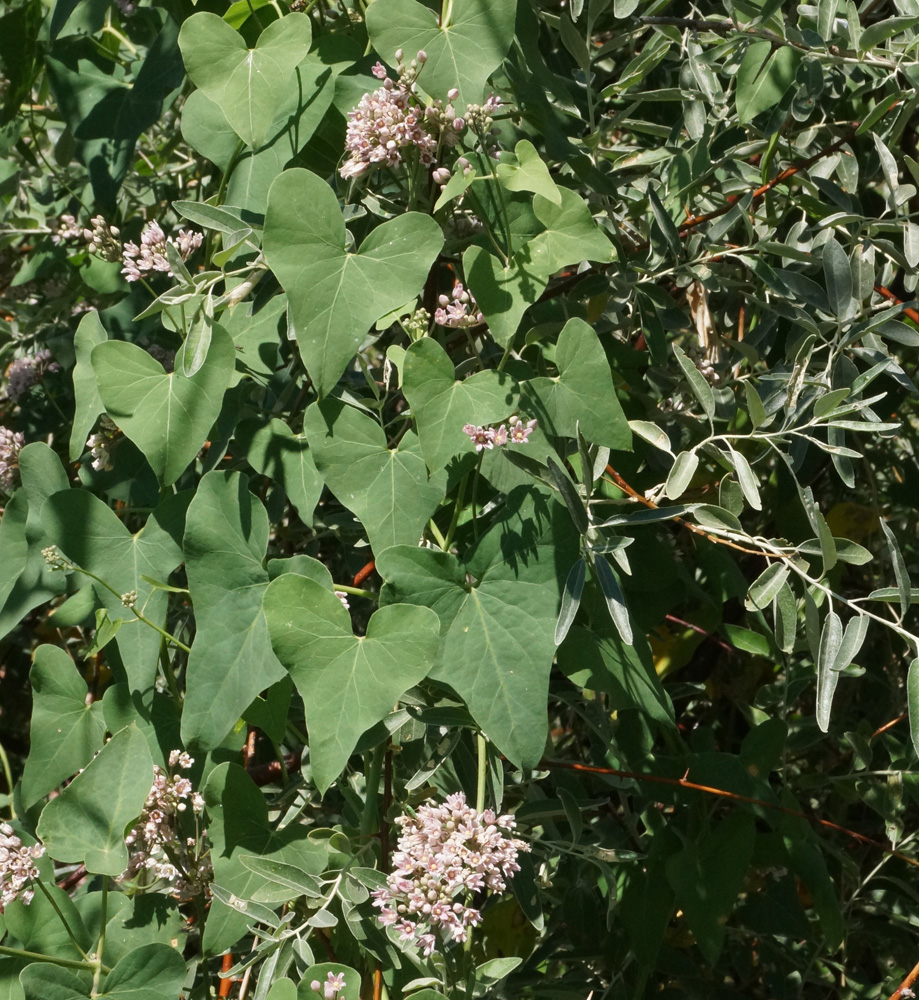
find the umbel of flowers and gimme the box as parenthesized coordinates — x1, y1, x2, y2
(463, 414, 537, 453)
(339, 51, 464, 180)
(0, 823, 44, 911)
(372, 792, 528, 956)
(121, 750, 212, 900)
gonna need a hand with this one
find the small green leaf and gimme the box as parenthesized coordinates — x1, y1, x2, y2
(880, 518, 911, 619)
(726, 447, 761, 511)
(464, 245, 549, 348)
(546, 455, 588, 535)
(69, 311, 108, 462)
(773, 581, 797, 655)
(822, 237, 853, 318)
(672, 344, 715, 420)
(747, 562, 790, 611)
(529, 188, 613, 274)
(496, 140, 562, 205)
(665, 450, 698, 500)
(908, 658, 919, 758)
(736, 41, 800, 124)
(816, 610, 842, 732)
(555, 558, 585, 646)
(593, 554, 632, 644)
(647, 186, 680, 258)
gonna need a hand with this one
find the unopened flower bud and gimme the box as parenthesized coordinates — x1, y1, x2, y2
(416, 49, 427, 62)
(432, 167, 451, 185)
(453, 118, 465, 131)
(447, 87, 459, 101)
(394, 48, 403, 61)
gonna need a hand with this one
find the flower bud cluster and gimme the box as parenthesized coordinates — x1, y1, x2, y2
(121, 221, 202, 283)
(372, 792, 528, 956)
(403, 306, 430, 341)
(121, 750, 212, 900)
(310, 973, 347, 999)
(0, 426, 25, 495)
(52, 214, 82, 245)
(431, 156, 473, 189)
(434, 280, 482, 328)
(83, 215, 123, 262)
(85, 414, 119, 472)
(3, 351, 60, 403)
(41, 545, 74, 571)
(462, 414, 537, 452)
(0, 823, 44, 911)
(340, 56, 463, 180)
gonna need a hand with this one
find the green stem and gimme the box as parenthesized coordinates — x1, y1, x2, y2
(475, 731, 488, 814)
(332, 584, 376, 599)
(442, 473, 468, 553)
(470, 453, 483, 541)
(361, 744, 386, 838)
(35, 880, 91, 963)
(428, 518, 448, 550)
(158, 639, 183, 714)
(92, 877, 108, 995)
(0, 742, 16, 819)
(72, 566, 192, 653)
(0, 945, 109, 974)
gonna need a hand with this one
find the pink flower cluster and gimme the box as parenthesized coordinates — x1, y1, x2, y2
(340, 54, 463, 180)
(3, 350, 59, 402)
(463, 414, 537, 452)
(0, 426, 25, 495)
(434, 280, 483, 328)
(121, 221, 202, 282)
(0, 822, 44, 911)
(372, 792, 528, 956)
(122, 750, 211, 899)
(310, 973, 346, 999)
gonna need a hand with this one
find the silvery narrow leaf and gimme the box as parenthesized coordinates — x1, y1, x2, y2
(593, 554, 633, 644)
(816, 611, 843, 732)
(555, 558, 586, 646)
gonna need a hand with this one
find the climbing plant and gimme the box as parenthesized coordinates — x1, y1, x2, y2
(2, 0, 919, 997)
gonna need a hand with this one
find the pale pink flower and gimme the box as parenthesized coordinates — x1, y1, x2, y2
(508, 415, 537, 443)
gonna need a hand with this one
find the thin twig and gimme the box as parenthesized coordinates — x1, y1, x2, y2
(887, 957, 919, 1000)
(541, 757, 919, 870)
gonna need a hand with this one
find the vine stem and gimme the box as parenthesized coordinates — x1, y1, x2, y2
(0, 742, 16, 819)
(34, 880, 92, 962)
(475, 732, 488, 814)
(91, 877, 108, 995)
(0, 944, 109, 974)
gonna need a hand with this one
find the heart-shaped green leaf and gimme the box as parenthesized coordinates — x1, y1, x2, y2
(464, 245, 550, 348)
(21, 645, 106, 809)
(529, 188, 613, 274)
(179, 13, 312, 149)
(101, 944, 187, 1000)
(43, 489, 190, 693)
(377, 486, 578, 767)
(496, 140, 562, 205)
(402, 338, 518, 471)
(36, 723, 153, 875)
(264, 574, 440, 793)
(182, 471, 287, 752)
(264, 169, 443, 394)
(366, 0, 517, 104)
(522, 318, 631, 448)
(92, 325, 235, 486)
(304, 398, 445, 551)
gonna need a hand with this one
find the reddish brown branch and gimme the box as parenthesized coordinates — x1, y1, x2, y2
(541, 757, 919, 869)
(353, 560, 376, 587)
(874, 284, 919, 326)
(887, 957, 919, 1000)
(247, 750, 302, 786)
(218, 953, 234, 997)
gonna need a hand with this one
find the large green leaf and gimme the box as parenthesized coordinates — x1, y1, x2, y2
(401, 338, 518, 472)
(522, 318, 631, 448)
(181, 471, 286, 752)
(36, 724, 153, 876)
(19, 966, 92, 1000)
(464, 245, 549, 348)
(179, 13, 312, 150)
(92, 325, 235, 486)
(264, 574, 440, 792)
(203, 763, 340, 952)
(377, 486, 578, 767)
(303, 398, 445, 551)
(264, 169, 443, 394)
(69, 310, 107, 462)
(43, 489, 189, 693)
(21, 645, 106, 808)
(365, 0, 516, 104)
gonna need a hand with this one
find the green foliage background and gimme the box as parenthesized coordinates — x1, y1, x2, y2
(2, 0, 919, 997)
